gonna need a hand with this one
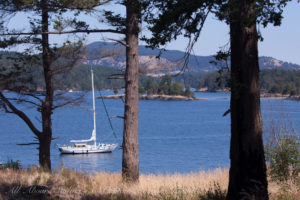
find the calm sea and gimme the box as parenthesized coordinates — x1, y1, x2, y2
(1, 92, 300, 174)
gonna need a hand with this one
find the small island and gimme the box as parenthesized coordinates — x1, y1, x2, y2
(99, 75, 206, 101)
(99, 94, 207, 101)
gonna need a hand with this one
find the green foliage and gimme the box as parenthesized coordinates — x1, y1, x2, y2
(0, 51, 37, 92)
(147, 82, 159, 94)
(138, 87, 146, 94)
(169, 82, 184, 95)
(0, 159, 20, 169)
(265, 116, 300, 184)
(197, 69, 300, 95)
(0, 51, 125, 91)
(142, 75, 194, 97)
(197, 70, 229, 92)
(260, 69, 300, 95)
(143, 0, 291, 50)
(184, 85, 195, 98)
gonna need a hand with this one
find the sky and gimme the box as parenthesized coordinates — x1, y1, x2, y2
(149, 1, 300, 65)
(5, 1, 300, 65)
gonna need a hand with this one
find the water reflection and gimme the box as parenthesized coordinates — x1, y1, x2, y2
(58, 152, 121, 172)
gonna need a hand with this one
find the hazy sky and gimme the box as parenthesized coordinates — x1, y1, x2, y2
(81, 1, 300, 65)
(6, 1, 300, 65)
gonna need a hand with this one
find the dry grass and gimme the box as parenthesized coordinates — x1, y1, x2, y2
(0, 167, 298, 200)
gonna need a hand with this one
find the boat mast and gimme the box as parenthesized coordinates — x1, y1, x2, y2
(91, 68, 97, 146)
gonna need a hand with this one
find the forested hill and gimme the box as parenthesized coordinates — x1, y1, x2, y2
(1, 50, 300, 93)
(83, 42, 300, 73)
(0, 51, 125, 91)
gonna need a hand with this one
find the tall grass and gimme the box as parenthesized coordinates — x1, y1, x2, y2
(0, 167, 298, 199)
(0, 167, 228, 200)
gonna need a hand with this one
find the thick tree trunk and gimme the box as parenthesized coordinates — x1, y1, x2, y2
(227, 0, 268, 199)
(39, 135, 51, 170)
(122, 0, 139, 182)
(40, 0, 53, 170)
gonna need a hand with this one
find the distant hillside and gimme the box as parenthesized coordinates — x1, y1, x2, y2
(1, 46, 300, 92)
(0, 51, 125, 91)
(82, 42, 300, 74)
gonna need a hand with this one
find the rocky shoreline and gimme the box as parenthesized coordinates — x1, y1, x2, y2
(98, 94, 207, 101)
(98, 93, 300, 101)
(260, 93, 300, 100)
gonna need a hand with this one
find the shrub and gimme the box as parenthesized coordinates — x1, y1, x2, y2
(265, 117, 300, 183)
(0, 159, 20, 169)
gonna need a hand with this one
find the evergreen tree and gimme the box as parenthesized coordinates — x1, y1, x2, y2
(0, 0, 111, 170)
(143, 0, 292, 198)
(121, 0, 140, 182)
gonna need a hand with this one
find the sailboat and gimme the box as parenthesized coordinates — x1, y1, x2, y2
(58, 69, 118, 154)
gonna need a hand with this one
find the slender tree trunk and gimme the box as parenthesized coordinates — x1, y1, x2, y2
(227, 0, 268, 199)
(122, 0, 139, 183)
(40, 0, 53, 170)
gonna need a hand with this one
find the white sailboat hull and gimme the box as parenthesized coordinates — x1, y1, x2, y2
(58, 143, 118, 154)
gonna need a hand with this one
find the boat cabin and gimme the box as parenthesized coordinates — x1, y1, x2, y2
(74, 143, 88, 148)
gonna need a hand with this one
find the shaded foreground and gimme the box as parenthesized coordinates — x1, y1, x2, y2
(0, 167, 298, 200)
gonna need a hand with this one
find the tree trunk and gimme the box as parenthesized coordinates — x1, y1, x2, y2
(39, 134, 51, 170)
(40, 0, 53, 170)
(122, 0, 139, 183)
(227, 0, 268, 199)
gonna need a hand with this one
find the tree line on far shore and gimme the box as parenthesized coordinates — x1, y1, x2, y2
(0, 0, 295, 199)
(2, 50, 300, 97)
(197, 69, 300, 95)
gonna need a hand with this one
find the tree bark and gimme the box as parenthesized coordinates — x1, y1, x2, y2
(122, 0, 139, 183)
(40, 0, 53, 170)
(38, 134, 51, 170)
(227, 0, 268, 199)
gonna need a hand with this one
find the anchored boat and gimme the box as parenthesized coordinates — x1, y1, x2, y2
(58, 69, 118, 154)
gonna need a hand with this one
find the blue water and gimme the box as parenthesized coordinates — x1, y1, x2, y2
(0, 92, 299, 174)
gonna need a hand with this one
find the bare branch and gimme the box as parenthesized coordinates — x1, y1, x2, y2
(1, 103, 13, 113)
(17, 143, 40, 146)
(0, 92, 41, 137)
(7, 98, 41, 108)
(52, 100, 77, 110)
(107, 38, 128, 47)
(178, 8, 211, 74)
(110, 116, 124, 119)
(52, 92, 85, 110)
(0, 29, 124, 36)
(223, 109, 231, 117)
(22, 93, 44, 103)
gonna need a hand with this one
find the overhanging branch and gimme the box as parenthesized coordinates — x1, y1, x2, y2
(17, 142, 39, 146)
(7, 98, 41, 108)
(0, 92, 41, 137)
(0, 29, 124, 36)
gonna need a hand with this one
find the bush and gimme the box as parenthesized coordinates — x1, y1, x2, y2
(265, 121, 300, 183)
(0, 159, 20, 169)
